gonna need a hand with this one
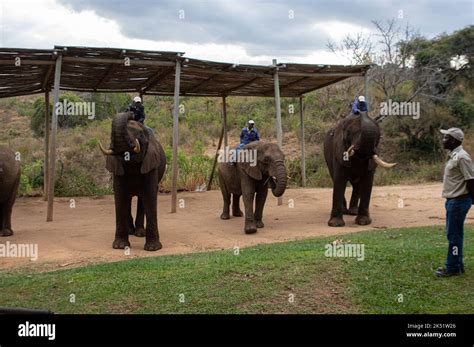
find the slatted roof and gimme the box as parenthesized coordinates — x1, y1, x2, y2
(0, 46, 370, 98)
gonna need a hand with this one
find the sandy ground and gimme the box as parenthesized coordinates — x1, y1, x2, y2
(1, 183, 473, 272)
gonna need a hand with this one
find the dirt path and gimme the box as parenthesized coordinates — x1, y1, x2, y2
(1, 183, 471, 272)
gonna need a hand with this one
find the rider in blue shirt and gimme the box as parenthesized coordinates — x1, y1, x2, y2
(239, 120, 260, 146)
(351, 95, 368, 114)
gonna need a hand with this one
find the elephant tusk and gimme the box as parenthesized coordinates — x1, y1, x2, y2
(344, 144, 355, 158)
(133, 139, 141, 153)
(99, 141, 114, 156)
(372, 154, 397, 168)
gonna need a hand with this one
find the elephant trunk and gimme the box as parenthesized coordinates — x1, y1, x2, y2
(271, 162, 287, 197)
(111, 113, 132, 152)
(359, 112, 379, 154)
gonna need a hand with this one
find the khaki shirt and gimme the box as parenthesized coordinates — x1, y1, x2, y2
(442, 145, 474, 198)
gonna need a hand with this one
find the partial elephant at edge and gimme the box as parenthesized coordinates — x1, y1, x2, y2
(0, 146, 21, 237)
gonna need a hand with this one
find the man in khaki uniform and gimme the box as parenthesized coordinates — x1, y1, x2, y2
(437, 127, 474, 277)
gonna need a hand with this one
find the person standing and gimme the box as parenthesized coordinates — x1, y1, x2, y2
(437, 127, 474, 277)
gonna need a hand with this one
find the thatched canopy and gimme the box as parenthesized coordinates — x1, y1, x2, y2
(0, 46, 370, 98)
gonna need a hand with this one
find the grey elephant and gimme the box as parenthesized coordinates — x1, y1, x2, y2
(99, 112, 167, 251)
(0, 147, 21, 237)
(324, 111, 396, 227)
(218, 141, 287, 234)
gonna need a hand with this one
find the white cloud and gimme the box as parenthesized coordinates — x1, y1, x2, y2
(312, 20, 373, 41)
(0, 0, 349, 65)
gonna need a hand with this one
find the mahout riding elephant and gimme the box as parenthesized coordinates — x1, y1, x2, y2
(0, 147, 21, 237)
(218, 141, 287, 234)
(324, 111, 396, 227)
(99, 112, 166, 251)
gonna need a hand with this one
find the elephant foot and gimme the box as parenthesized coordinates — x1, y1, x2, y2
(347, 207, 359, 215)
(144, 240, 163, 251)
(112, 238, 130, 249)
(220, 212, 230, 220)
(244, 223, 257, 234)
(355, 215, 372, 225)
(256, 220, 264, 228)
(328, 216, 345, 227)
(134, 227, 146, 237)
(233, 210, 243, 217)
(0, 229, 13, 237)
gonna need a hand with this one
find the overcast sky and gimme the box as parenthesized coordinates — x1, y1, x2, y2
(0, 0, 472, 64)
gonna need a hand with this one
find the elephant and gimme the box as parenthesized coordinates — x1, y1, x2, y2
(324, 111, 396, 227)
(218, 141, 287, 234)
(99, 112, 166, 251)
(0, 147, 21, 237)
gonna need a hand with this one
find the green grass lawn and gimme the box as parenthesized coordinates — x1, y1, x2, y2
(0, 225, 473, 314)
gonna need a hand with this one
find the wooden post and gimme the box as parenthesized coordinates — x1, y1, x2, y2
(207, 123, 224, 191)
(222, 96, 228, 148)
(171, 60, 182, 213)
(299, 96, 306, 187)
(46, 54, 62, 222)
(43, 91, 50, 201)
(364, 72, 369, 113)
(273, 59, 283, 206)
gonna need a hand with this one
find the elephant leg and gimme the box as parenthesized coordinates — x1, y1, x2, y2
(134, 197, 146, 237)
(348, 181, 360, 215)
(0, 202, 10, 237)
(356, 170, 374, 225)
(240, 176, 257, 234)
(232, 194, 243, 217)
(112, 178, 131, 249)
(142, 173, 162, 251)
(220, 188, 231, 220)
(0, 177, 19, 237)
(328, 172, 347, 227)
(342, 196, 349, 214)
(127, 205, 135, 235)
(254, 185, 268, 228)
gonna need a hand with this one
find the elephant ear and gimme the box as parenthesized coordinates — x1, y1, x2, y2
(239, 161, 263, 181)
(333, 122, 351, 168)
(106, 156, 125, 176)
(237, 142, 263, 180)
(140, 138, 162, 174)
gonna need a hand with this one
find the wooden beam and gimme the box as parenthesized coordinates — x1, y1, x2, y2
(93, 50, 126, 90)
(184, 67, 269, 79)
(184, 64, 235, 94)
(185, 73, 220, 94)
(207, 122, 224, 191)
(42, 65, 54, 90)
(171, 60, 182, 213)
(278, 71, 365, 78)
(43, 91, 50, 201)
(221, 76, 261, 95)
(46, 54, 62, 222)
(273, 59, 283, 206)
(299, 96, 306, 187)
(140, 66, 174, 93)
(297, 76, 349, 96)
(262, 77, 309, 96)
(222, 96, 228, 148)
(62, 56, 175, 67)
(0, 60, 55, 65)
(364, 73, 369, 112)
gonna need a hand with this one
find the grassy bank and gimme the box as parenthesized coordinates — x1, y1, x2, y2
(0, 225, 472, 314)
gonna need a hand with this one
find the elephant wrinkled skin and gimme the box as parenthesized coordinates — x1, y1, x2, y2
(100, 112, 166, 251)
(218, 141, 287, 234)
(324, 112, 396, 227)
